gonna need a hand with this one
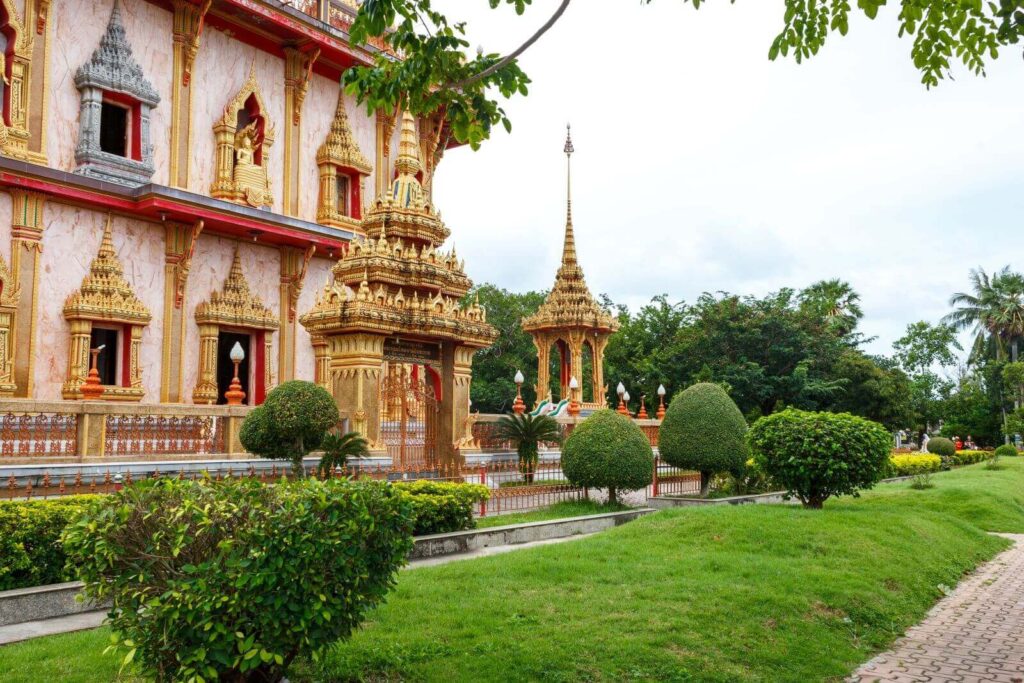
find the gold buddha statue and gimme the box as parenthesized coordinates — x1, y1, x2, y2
(233, 122, 271, 207)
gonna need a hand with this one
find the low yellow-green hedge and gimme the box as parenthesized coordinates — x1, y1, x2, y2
(890, 454, 942, 476)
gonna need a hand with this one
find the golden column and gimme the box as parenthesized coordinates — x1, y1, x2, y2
(161, 220, 203, 402)
(9, 190, 46, 397)
(327, 333, 385, 448)
(282, 47, 319, 217)
(25, 0, 50, 163)
(169, 0, 212, 188)
(278, 245, 314, 383)
(374, 108, 396, 196)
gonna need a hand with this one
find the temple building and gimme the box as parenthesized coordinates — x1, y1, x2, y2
(0, 0, 493, 461)
(522, 127, 619, 411)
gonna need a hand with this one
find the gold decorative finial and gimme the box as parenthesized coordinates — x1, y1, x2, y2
(395, 111, 421, 176)
(562, 123, 576, 266)
(99, 213, 115, 258)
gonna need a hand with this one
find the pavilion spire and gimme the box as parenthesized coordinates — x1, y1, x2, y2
(561, 123, 577, 265)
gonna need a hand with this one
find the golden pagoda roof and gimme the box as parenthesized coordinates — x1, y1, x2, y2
(522, 126, 619, 335)
(195, 250, 278, 330)
(316, 91, 371, 174)
(64, 216, 152, 325)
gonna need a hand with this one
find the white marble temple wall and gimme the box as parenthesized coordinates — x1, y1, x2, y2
(294, 255, 334, 381)
(189, 29, 286, 214)
(34, 204, 166, 401)
(182, 235, 281, 402)
(0, 192, 12, 265)
(47, 0, 174, 183)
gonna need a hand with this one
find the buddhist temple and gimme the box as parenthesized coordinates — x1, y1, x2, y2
(0, 0, 493, 462)
(522, 126, 619, 410)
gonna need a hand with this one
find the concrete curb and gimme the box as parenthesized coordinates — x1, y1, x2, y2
(0, 582, 105, 627)
(409, 508, 655, 560)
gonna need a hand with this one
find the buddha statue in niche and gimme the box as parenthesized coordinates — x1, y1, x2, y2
(233, 121, 271, 207)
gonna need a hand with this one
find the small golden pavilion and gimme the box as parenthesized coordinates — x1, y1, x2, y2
(522, 127, 619, 410)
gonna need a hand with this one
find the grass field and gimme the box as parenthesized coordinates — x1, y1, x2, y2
(2, 460, 1021, 682)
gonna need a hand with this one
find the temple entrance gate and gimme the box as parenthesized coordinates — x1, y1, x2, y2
(379, 367, 438, 469)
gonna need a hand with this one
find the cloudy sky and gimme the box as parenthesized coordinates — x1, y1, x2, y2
(430, 0, 1024, 358)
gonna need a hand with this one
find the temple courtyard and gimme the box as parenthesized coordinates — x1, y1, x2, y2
(2, 460, 1023, 682)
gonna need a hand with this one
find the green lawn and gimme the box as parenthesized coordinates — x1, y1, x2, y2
(474, 500, 631, 528)
(2, 461, 1022, 683)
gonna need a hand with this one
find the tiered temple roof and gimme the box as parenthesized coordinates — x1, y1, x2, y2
(300, 112, 496, 348)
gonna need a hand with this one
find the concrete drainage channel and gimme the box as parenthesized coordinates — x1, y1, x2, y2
(0, 508, 655, 645)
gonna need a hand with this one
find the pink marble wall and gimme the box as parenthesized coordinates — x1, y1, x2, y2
(189, 29, 286, 214)
(294, 255, 335, 381)
(0, 192, 12, 265)
(34, 204, 166, 401)
(299, 73, 378, 223)
(47, 0, 173, 183)
(182, 235, 281, 402)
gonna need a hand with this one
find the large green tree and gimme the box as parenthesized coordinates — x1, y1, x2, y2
(345, 1, 1024, 148)
(466, 284, 546, 413)
(945, 266, 1024, 363)
(891, 321, 962, 438)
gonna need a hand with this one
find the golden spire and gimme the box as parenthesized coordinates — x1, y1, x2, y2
(395, 110, 422, 176)
(317, 91, 372, 173)
(562, 124, 576, 265)
(99, 213, 116, 258)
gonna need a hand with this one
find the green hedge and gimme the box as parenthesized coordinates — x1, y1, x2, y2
(952, 450, 990, 465)
(0, 481, 489, 592)
(994, 444, 1019, 458)
(926, 437, 956, 457)
(0, 495, 96, 591)
(392, 481, 490, 536)
(890, 454, 942, 476)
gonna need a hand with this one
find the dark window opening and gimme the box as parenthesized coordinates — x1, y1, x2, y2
(99, 102, 128, 157)
(90, 327, 119, 386)
(216, 331, 251, 405)
(336, 175, 350, 216)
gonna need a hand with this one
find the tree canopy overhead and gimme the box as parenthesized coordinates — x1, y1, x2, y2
(346, 0, 1024, 147)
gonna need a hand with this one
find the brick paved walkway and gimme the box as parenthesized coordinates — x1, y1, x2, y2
(849, 533, 1024, 683)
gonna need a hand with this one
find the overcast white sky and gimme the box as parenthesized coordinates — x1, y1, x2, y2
(430, 0, 1024, 358)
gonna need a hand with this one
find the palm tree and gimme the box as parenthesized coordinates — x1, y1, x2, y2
(316, 431, 369, 477)
(945, 266, 1024, 363)
(494, 413, 562, 483)
(798, 279, 864, 336)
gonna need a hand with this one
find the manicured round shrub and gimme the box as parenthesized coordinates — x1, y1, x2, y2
(994, 444, 1019, 458)
(240, 380, 339, 474)
(561, 409, 653, 504)
(926, 437, 956, 457)
(748, 408, 892, 508)
(63, 477, 413, 683)
(658, 383, 748, 495)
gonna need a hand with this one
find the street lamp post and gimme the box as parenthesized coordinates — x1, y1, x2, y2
(512, 369, 526, 415)
(624, 391, 631, 417)
(568, 376, 580, 417)
(225, 341, 246, 406)
(656, 384, 667, 419)
(616, 382, 628, 416)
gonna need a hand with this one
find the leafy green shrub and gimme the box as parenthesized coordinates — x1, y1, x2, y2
(748, 409, 892, 508)
(240, 380, 339, 475)
(926, 437, 956, 457)
(994, 444, 1019, 458)
(494, 413, 561, 482)
(392, 481, 490, 535)
(0, 496, 93, 590)
(954, 450, 989, 465)
(658, 383, 748, 495)
(561, 409, 653, 504)
(890, 454, 942, 477)
(62, 477, 412, 683)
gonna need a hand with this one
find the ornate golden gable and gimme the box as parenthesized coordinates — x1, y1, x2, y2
(64, 218, 151, 325)
(317, 92, 371, 173)
(0, 253, 20, 396)
(195, 250, 278, 330)
(62, 216, 150, 401)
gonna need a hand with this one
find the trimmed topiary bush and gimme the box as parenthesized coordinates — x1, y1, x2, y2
(0, 496, 94, 591)
(63, 477, 413, 683)
(240, 380, 339, 475)
(994, 444, 1019, 458)
(926, 437, 956, 457)
(393, 481, 490, 535)
(562, 409, 653, 504)
(658, 383, 748, 495)
(748, 409, 892, 508)
(890, 454, 942, 477)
